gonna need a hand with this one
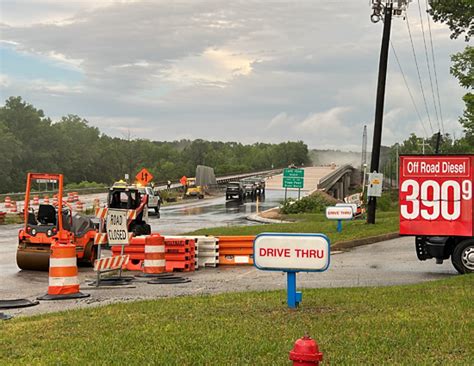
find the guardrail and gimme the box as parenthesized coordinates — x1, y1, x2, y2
(317, 164, 354, 192)
(1, 169, 285, 199)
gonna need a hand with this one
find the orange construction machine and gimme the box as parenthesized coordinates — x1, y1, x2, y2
(16, 173, 97, 271)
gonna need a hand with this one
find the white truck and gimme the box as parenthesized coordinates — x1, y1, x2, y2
(138, 186, 162, 217)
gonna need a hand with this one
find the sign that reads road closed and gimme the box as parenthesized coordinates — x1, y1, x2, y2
(325, 206, 353, 220)
(399, 155, 473, 236)
(254, 233, 330, 272)
(106, 209, 129, 245)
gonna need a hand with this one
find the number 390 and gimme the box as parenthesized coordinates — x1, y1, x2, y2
(400, 179, 472, 221)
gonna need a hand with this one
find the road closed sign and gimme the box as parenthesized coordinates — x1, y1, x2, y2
(325, 206, 353, 220)
(399, 155, 473, 236)
(106, 209, 129, 245)
(254, 233, 330, 272)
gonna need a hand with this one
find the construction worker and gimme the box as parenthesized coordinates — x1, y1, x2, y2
(167, 180, 171, 190)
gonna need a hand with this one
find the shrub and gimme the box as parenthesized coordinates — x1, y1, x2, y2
(281, 191, 338, 214)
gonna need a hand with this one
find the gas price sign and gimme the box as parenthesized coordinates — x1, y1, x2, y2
(399, 155, 473, 236)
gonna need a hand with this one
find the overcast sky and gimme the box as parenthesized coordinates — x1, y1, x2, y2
(0, 0, 468, 150)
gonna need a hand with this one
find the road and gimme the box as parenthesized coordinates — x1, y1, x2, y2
(1, 236, 457, 317)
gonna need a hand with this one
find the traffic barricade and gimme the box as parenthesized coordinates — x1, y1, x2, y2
(111, 235, 146, 271)
(38, 240, 89, 300)
(217, 236, 255, 265)
(164, 238, 196, 272)
(143, 234, 166, 275)
(76, 201, 84, 212)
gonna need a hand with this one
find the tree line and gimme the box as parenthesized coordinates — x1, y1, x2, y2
(0, 97, 310, 193)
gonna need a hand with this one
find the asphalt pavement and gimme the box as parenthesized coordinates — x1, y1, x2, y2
(0, 235, 457, 317)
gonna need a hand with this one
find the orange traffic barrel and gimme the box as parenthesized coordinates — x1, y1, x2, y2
(73, 192, 79, 202)
(33, 195, 40, 205)
(67, 192, 74, 203)
(43, 195, 50, 204)
(53, 195, 58, 206)
(37, 241, 90, 300)
(142, 234, 165, 275)
(10, 201, 17, 213)
(76, 201, 84, 212)
(4, 196, 11, 208)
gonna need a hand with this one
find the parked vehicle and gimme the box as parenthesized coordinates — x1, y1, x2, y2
(138, 185, 162, 217)
(399, 154, 474, 274)
(226, 181, 245, 200)
(17, 173, 97, 271)
(185, 177, 205, 199)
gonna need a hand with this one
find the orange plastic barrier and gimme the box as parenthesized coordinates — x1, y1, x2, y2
(43, 195, 50, 204)
(4, 196, 11, 208)
(165, 238, 196, 272)
(217, 236, 255, 265)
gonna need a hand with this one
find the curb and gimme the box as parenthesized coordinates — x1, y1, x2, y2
(332, 232, 400, 251)
(246, 213, 292, 224)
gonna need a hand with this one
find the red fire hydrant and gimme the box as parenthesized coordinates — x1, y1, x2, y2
(289, 334, 323, 365)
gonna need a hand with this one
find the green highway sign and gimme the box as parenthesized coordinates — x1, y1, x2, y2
(283, 168, 304, 178)
(283, 177, 304, 189)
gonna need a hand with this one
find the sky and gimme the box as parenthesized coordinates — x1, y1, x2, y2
(0, 0, 468, 151)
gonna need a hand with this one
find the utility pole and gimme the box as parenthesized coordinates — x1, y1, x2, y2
(435, 130, 442, 153)
(367, 0, 410, 224)
(361, 124, 367, 185)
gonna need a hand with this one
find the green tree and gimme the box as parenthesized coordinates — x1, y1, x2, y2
(429, 1, 473, 148)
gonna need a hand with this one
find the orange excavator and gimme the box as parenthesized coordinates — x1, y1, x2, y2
(16, 173, 97, 271)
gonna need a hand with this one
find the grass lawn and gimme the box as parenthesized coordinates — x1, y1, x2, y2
(1, 275, 472, 365)
(188, 211, 399, 245)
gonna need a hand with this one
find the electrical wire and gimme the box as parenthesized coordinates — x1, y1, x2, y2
(390, 41, 429, 138)
(425, 0, 445, 135)
(406, 12, 434, 135)
(417, 0, 441, 133)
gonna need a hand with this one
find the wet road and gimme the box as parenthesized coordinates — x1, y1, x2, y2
(1, 236, 458, 317)
(154, 189, 300, 234)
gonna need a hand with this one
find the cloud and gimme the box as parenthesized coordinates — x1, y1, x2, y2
(0, 1, 468, 152)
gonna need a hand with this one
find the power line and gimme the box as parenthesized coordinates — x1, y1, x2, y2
(417, 0, 441, 133)
(405, 12, 434, 135)
(425, 0, 445, 135)
(390, 41, 429, 138)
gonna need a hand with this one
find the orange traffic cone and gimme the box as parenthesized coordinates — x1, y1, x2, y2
(37, 241, 89, 300)
(4, 196, 11, 208)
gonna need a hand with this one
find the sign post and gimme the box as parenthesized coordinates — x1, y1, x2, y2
(283, 168, 304, 201)
(254, 233, 330, 309)
(325, 206, 353, 232)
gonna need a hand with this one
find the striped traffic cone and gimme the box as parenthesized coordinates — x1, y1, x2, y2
(138, 234, 166, 277)
(37, 241, 89, 300)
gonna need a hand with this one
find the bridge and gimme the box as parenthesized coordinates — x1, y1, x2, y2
(316, 164, 360, 200)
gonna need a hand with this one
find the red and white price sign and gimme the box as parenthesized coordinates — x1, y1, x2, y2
(399, 155, 473, 236)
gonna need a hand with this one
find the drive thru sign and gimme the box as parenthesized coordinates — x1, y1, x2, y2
(254, 233, 330, 308)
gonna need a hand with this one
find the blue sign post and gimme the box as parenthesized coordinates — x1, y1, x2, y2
(337, 219, 342, 233)
(286, 271, 303, 308)
(254, 233, 330, 309)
